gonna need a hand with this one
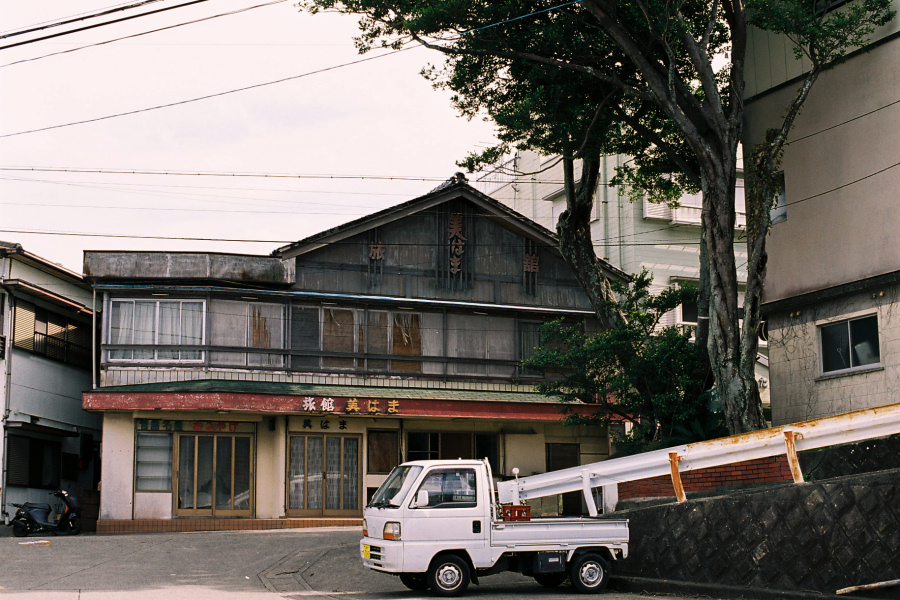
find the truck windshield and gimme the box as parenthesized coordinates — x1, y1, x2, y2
(368, 465, 423, 508)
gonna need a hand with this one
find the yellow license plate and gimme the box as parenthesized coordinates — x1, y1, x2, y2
(363, 544, 371, 559)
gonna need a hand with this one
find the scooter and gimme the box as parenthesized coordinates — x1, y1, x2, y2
(8, 490, 83, 537)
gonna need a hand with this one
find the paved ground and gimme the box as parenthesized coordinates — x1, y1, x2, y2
(0, 525, 713, 600)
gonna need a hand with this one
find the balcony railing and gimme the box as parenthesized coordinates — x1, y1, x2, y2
(102, 344, 544, 382)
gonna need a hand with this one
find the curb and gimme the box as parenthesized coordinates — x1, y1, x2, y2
(610, 576, 855, 600)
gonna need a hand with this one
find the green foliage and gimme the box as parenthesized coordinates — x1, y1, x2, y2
(748, 0, 895, 67)
(523, 270, 718, 454)
(298, 0, 714, 201)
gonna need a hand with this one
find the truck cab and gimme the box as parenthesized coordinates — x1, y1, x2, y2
(360, 459, 629, 596)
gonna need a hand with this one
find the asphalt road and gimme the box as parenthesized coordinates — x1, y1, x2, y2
(0, 526, 708, 600)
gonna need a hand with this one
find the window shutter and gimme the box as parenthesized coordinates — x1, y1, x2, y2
(6, 435, 30, 486)
(13, 299, 35, 351)
(643, 198, 671, 220)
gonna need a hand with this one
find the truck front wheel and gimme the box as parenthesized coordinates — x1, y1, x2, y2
(568, 553, 609, 593)
(399, 573, 430, 591)
(427, 554, 470, 597)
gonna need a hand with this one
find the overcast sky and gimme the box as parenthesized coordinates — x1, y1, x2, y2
(0, 0, 498, 272)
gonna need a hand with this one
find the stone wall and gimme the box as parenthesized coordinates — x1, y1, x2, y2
(613, 468, 900, 595)
(801, 433, 900, 482)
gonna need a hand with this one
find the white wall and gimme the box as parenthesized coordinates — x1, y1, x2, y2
(99, 413, 136, 520)
(767, 285, 900, 425)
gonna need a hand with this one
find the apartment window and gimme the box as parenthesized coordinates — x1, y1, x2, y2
(820, 315, 880, 374)
(135, 432, 173, 492)
(109, 299, 204, 362)
(13, 300, 91, 369)
(210, 300, 284, 367)
(770, 172, 787, 224)
(6, 435, 60, 489)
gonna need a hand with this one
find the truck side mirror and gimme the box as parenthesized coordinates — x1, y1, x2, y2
(414, 489, 429, 508)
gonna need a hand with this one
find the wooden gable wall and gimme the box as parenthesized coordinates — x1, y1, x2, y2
(292, 198, 591, 311)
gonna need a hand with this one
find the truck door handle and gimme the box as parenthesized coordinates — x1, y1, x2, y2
(472, 520, 482, 534)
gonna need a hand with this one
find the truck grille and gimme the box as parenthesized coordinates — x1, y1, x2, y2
(367, 545, 385, 563)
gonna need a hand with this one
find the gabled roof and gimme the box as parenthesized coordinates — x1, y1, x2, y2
(271, 174, 627, 281)
(0, 240, 88, 287)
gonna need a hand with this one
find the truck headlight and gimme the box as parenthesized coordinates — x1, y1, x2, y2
(383, 522, 401, 541)
(362, 518, 368, 537)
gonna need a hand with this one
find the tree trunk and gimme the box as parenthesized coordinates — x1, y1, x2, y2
(700, 151, 767, 434)
(557, 156, 624, 329)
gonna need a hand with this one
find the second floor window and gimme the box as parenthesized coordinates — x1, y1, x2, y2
(291, 306, 422, 372)
(13, 299, 91, 370)
(210, 300, 284, 367)
(109, 299, 204, 362)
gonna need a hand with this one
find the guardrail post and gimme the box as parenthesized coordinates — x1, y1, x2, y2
(668, 452, 686, 502)
(783, 430, 805, 483)
(582, 469, 599, 516)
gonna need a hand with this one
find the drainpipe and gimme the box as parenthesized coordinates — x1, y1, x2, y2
(92, 287, 97, 390)
(1, 252, 13, 523)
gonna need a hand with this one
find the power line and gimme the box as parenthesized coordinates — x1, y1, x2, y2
(0, 166, 568, 185)
(0, 174, 412, 202)
(0, 0, 287, 69)
(785, 158, 900, 208)
(0, 0, 167, 40)
(785, 98, 900, 146)
(0, 227, 701, 247)
(0, 2, 585, 138)
(0, 166, 456, 182)
(0, 45, 419, 139)
(0, 0, 215, 51)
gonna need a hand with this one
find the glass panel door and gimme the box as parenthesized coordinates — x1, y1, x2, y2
(287, 435, 360, 516)
(175, 433, 253, 517)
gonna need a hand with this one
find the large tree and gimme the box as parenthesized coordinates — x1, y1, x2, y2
(301, 0, 893, 434)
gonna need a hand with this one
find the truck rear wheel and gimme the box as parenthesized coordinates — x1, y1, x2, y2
(568, 553, 609, 593)
(427, 554, 470, 597)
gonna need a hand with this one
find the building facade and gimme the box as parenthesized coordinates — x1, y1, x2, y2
(82, 178, 626, 526)
(745, 1, 900, 425)
(1, 242, 101, 521)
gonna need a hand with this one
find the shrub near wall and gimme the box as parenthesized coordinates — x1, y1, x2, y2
(618, 456, 794, 502)
(612, 468, 900, 594)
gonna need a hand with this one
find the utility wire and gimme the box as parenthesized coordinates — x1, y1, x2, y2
(784, 98, 900, 146)
(0, 227, 702, 247)
(0, 0, 287, 68)
(0, 46, 418, 139)
(0, 2, 582, 138)
(0, 0, 215, 51)
(0, 166, 567, 185)
(0, 0, 167, 40)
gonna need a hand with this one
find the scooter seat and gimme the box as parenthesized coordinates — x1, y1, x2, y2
(22, 502, 52, 511)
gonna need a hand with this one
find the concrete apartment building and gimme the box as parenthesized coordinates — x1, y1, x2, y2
(482, 152, 770, 409)
(0, 242, 101, 521)
(745, 1, 900, 425)
(81, 177, 626, 529)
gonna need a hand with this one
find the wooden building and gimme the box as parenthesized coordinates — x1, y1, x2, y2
(82, 176, 626, 528)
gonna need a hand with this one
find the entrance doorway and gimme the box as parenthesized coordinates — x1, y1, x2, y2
(546, 442, 582, 516)
(287, 434, 360, 516)
(175, 434, 253, 516)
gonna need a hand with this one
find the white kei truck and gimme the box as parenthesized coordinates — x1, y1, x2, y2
(360, 458, 629, 596)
